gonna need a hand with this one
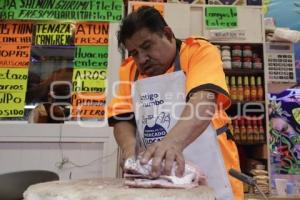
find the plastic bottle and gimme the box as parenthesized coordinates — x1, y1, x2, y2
(244, 76, 250, 101)
(230, 76, 237, 101)
(226, 76, 231, 93)
(252, 116, 260, 143)
(250, 76, 257, 101)
(256, 76, 264, 101)
(258, 118, 265, 143)
(246, 117, 254, 144)
(237, 76, 244, 101)
(240, 117, 247, 144)
(234, 119, 241, 143)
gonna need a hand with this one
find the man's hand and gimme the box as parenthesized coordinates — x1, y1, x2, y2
(140, 138, 185, 178)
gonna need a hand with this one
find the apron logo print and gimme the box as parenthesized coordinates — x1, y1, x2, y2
(142, 112, 170, 145)
(143, 123, 167, 145)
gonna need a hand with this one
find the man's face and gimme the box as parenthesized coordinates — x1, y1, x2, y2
(124, 27, 176, 77)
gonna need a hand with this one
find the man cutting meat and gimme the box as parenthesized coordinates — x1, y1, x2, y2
(107, 6, 243, 200)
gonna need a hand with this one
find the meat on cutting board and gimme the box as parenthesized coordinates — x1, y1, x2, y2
(124, 156, 207, 189)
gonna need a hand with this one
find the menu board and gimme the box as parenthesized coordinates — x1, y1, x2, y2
(0, 0, 123, 22)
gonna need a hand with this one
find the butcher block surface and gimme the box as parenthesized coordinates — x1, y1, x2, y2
(24, 178, 215, 200)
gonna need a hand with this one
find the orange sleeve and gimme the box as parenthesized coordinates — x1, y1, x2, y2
(182, 39, 231, 110)
(107, 58, 136, 126)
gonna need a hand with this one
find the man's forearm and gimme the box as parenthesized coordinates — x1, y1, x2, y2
(113, 121, 137, 158)
(164, 90, 216, 150)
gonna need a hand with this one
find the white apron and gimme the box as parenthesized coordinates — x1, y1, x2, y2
(132, 51, 234, 200)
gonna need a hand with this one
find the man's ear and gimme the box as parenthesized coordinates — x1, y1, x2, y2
(163, 26, 174, 41)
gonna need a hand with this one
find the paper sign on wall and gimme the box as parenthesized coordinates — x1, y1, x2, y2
(131, 2, 164, 15)
(0, 91, 26, 117)
(0, 68, 28, 92)
(0, 21, 33, 45)
(0, 45, 31, 67)
(72, 68, 106, 93)
(205, 6, 238, 29)
(71, 92, 105, 119)
(75, 22, 109, 45)
(34, 23, 72, 46)
(74, 46, 108, 68)
(0, 0, 123, 22)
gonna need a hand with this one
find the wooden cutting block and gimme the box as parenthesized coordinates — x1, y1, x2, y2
(24, 178, 215, 200)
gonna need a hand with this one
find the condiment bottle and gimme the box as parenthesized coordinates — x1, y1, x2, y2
(243, 45, 252, 57)
(223, 56, 232, 69)
(234, 119, 241, 143)
(237, 76, 244, 101)
(240, 117, 247, 144)
(246, 117, 254, 144)
(244, 76, 250, 101)
(252, 117, 260, 143)
(226, 76, 231, 92)
(232, 56, 242, 69)
(253, 57, 262, 69)
(256, 76, 264, 101)
(230, 76, 237, 101)
(243, 57, 252, 69)
(250, 76, 257, 101)
(258, 118, 265, 143)
(232, 45, 242, 57)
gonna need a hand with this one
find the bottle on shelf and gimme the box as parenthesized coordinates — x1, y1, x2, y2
(230, 76, 237, 101)
(242, 57, 252, 69)
(232, 45, 242, 57)
(258, 118, 265, 143)
(256, 76, 264, 101)
(232, 56, 242, 69)
(252, 116, 260, 143)
(243, 45, 253, 57)
(237, 76, 244, 101)
(226, 76, 231, 94)
(250, 76, 257, 101)
(246, 117, 254, 144)
(233, 119, 241, 143)
(240, 117, 247, 144)
(244, 76, 250, 101)
(253, 57, 263, 69)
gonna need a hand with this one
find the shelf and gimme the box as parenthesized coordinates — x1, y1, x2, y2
(231, 100, 265, 104)
(224, 68, 264, 76)
(237, 142, 266, 146)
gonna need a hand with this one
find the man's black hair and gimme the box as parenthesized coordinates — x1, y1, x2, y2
(117, 6, 169, 49)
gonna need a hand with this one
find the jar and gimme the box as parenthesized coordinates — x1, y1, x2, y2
(232, 45, 242, 57)
(221, 45, 231, 58)
(222, 56, 232, 69)
(243, 57, 252, 69)
(253, 57, 262, 69)
(243, 45, 252, 57)
(232, 56, 242, 69)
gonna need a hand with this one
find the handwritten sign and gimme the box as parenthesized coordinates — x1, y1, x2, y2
(131, 2, 164, 16)
(0, 91, 26, 117)
(0, 21, 33, 45)
(0, 45, 31, 67)
(209, 29, 246, 40)
(74, 46, 108, 69)
(71, 92, 105, 119)
(0, 0, 123, 22)
(34, 23, 72, 46)
(0, 68, 28, 92)
(75, 22, 109, 45)
(72, 68, 107, 93)
(205, 7, 238, 29)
